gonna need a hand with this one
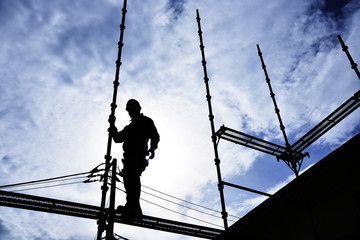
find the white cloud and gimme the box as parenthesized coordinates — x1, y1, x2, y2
(1, 0, 359, 239)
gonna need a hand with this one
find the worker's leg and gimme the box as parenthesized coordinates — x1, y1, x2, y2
(123, 170, 142, 216)
(121, 155, 147, 217)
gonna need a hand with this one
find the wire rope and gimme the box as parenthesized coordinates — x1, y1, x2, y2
(143, 184, 241, 220)
(0, 168, 241, 223)
(142, 183, 219, 213)
(141, 197, 224, 228)
(2, 176, 87, 190)
(0, 172, 89, 190)
(142, 187, 228, 221)
(117, 180, 240, 221)
(143, 184, 240, 220)
(11, 181, 84, 192)
(116, 186, 223, 228)
(114, 233, 130, 240)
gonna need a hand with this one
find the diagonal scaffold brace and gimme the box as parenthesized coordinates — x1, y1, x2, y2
(257, 44, 306, 177)
(97, 1, 127, 240)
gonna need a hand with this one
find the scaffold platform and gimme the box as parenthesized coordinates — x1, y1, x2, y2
(0, 190, 223, 239)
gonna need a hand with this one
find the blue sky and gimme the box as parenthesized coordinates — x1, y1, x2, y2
(1, 0, 360, 239)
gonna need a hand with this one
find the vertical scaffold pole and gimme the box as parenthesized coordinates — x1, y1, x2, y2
(196, 9, 228, 230)
(338, 35, 360, 81)
(97, 1, 127, 239)
(107, 158, 118, 239)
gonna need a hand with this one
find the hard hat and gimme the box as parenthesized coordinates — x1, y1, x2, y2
(126, 99, 141, 111)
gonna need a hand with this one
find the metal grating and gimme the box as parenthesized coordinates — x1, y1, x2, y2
(216, 91, 360, 165)
(0, 190, 223, 239)
(291, 91, 360, 153)
(216, 126, 296, 159)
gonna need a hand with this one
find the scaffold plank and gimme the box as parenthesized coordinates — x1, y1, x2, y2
(0, 190, 223, 239)
(216, 126, 288, 157)
(291, 91, 360, 153)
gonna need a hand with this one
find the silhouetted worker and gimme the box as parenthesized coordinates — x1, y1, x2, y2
(109, 99, 159, 219)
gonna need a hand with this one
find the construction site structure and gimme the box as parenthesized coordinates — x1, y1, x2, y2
(0, 189, 223, 239)
(0, 3, 360, 240)
(217, 132, 360, 239)
(196, 9, 360, 230)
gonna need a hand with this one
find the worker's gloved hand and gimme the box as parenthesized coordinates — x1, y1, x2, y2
(147, 149, 155, 159)
(108, 115, 116, 125)
(108, 125, 118, 136)
(108, 115, 117, 136)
